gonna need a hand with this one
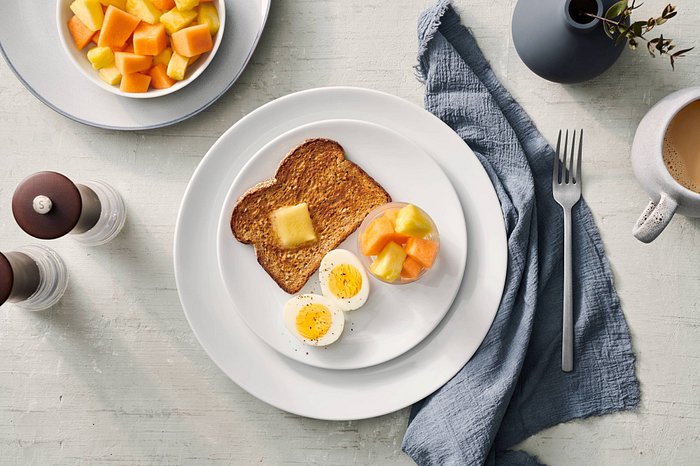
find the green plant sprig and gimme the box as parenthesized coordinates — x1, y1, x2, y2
(585, 1, 693, 69)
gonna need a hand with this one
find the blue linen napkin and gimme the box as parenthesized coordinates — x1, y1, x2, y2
(401, 2, 641, 465)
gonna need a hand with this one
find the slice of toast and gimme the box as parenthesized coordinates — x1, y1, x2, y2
(231, 138, 391, 294)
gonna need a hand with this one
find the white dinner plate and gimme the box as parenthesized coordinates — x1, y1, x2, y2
(174, 87, 508, 420)
(0, 0, 269, 130)
(217, 119, 467, 370)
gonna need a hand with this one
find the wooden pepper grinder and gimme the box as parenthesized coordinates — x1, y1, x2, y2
(12, 171, 126, 246)
(0, 245, 68, 311)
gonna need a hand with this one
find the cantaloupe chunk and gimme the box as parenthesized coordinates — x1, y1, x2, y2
(126, 0, 162, 24)
(70, 0, 104, 32)
(160, 7, 197, 34)
(123, 42, 135, 53)
(153, 46, 172, 65)
(383, 208, 400, 227)
(99, 0, 127, 9)
(400, 256, 424, 280)
(87, 46, 115, 69)
(187, 53, 201, 65)
(120, 72, 151, 92)
(114, 51, 153, 74)
(148, 63, 176, 89)
(404, 237, 439, 269)
(359, 216, 409, 256)
(98, 65, 122, 84)
(166, 51, 188, 80)
(197, 3, 219, 34)
(151, 0, 175, 9)
(133, 22, 167, 55)
(67, 15, 96, 50)
(98, 5, 140, 48)
(170, 23, 212, 57)
(175, 0, 199, 10)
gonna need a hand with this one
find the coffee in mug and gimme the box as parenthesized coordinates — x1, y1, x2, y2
(662, 100, 700, 194)
(631, 87, 700, 243)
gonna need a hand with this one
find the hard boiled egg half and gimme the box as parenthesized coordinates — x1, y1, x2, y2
(283, 294, 345, 346)
(319, 249, 369, 311)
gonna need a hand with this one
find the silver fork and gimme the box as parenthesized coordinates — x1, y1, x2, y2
(552, 129, 583, 373)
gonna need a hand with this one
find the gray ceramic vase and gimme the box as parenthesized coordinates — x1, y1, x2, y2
(512, 0, 626, 83)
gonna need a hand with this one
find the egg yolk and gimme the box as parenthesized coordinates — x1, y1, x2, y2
(296, 304, 332, 340)
(328, 264, 363, 299)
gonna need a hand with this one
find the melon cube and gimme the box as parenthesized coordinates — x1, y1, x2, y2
(394, 204, 432, 238)
(160, 7, 197, 34)
(170, 23, 212, 57)
(114, 51, 153, 74)
(153, 46, 172, 66)
(370, 242, 407, 282)
(87, 46, 115, 69)
(98, 5, 140, 48)
(188, 54, 201, 65)
(270, 203, 317, 248)
(70, 0, 104, 32)
(98, 65, 122, 85)
(99, 0, 127, 9)
(133, 22, 167, 55)
(67, 15, 96, 50)
(175, 0, 199, 10)
(126, 0, 162, 24)
(120, 72, 151, 92)
(166, 51, 189, 80)
(151, 0, 176, 9)
(197, 3, 219, 35)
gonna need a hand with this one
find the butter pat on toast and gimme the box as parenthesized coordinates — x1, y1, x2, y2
(231, 138, 391, 294)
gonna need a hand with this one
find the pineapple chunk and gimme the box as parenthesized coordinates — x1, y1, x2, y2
(394, 204, 432, 237)
(87, 46, 115, 69)
(166, 52, 189, 80)
(160, 7, 197, 34)
(370, 242, 407, 282)
(126, 0, 162, 24)
(70, 0, 104, 32)
(98, 65, 122, 85)
(175, 0, 199, 10)
(154, 47, 173, 66)
(99, 0, 127, 9)
(197, 3, 219, 35)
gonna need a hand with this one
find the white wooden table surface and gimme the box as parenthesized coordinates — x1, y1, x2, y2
(1, 0, 699, 464)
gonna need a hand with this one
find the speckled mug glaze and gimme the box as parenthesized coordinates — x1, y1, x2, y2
(631, 87, 700, 243)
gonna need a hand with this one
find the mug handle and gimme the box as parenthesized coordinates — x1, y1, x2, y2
(632, 193, 678, 243)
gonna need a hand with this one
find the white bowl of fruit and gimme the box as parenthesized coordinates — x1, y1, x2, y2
(57, 0, 225, 98)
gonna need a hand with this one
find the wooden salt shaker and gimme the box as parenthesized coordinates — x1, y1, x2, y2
(12, 171, 126, 246)
(0, 245, 68, 311)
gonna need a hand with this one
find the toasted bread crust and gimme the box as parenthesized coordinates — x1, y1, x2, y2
(231, 138, 391, 293)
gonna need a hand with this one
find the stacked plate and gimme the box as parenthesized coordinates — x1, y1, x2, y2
(174, 87, 508, 420)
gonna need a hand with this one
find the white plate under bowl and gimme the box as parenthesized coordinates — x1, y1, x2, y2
(55, 0, 226, 99)
(217, 119, 467, 370)
(174, 87, 508, 420)
(0, 0, 268, 129)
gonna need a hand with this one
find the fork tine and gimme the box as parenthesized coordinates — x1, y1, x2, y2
(554, 130, 561, 185)
(562, 130, 569, 184)
(576, 129, 583, 184)
(568, 130, 576, 184)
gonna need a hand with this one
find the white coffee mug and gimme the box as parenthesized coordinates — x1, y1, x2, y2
(631, 87, 700, 243)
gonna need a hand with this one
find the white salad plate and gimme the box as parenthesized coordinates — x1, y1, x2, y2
(217, 119, 467, 370)
(0, 0, 269, 130)
(174, 87, 508, 420)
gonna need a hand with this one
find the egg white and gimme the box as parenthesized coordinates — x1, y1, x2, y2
(283, 294, 345, 346)
(319, 249, 370, 311)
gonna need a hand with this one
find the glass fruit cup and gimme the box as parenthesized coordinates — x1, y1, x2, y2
(356, 202, 440, 285)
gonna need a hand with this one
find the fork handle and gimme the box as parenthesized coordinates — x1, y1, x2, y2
(562, 208, 574, 372)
